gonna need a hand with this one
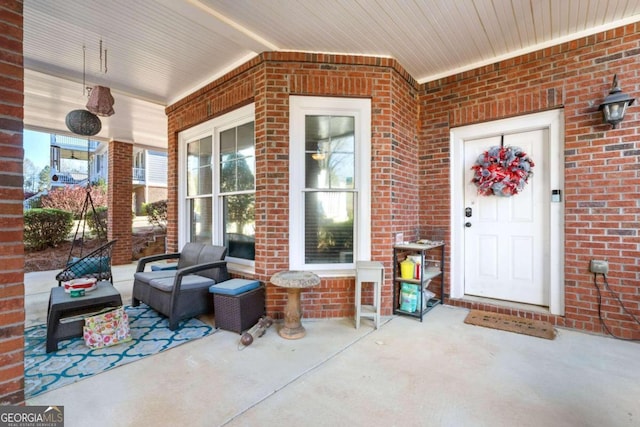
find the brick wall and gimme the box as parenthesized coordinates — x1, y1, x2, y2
(419, 23, 640, 339)
(132, 186, 166, 215)
(146, 186, 167, 205)
(167, 26, 639, 337)
(167, 53, 419, 319)
(108, 140, 133, 265)
(0, 0, 24, 405)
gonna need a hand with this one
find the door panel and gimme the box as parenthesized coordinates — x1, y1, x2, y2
(463, 130, 549, 306)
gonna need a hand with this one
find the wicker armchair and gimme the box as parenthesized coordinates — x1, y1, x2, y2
(132, 243, 229, 330)
(56, 240, 117, 286)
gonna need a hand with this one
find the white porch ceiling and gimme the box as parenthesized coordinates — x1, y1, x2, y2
(23, 0, 640, 148)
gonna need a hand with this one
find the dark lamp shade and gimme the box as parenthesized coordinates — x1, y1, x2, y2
(86, 85, 115, 117)
(65, 109, 102, 136)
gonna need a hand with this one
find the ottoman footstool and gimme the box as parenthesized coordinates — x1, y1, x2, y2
(209, 279, 265, 334)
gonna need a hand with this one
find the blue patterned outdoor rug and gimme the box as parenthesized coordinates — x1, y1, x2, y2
(24, 304, 216, 399)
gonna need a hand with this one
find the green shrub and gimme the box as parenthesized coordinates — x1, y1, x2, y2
(86, 206, 108, 236)
(24, 208, 73, 250)
(146, 199, 167, 231)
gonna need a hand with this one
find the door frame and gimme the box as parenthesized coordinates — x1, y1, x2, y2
(449, 109, 565, 315)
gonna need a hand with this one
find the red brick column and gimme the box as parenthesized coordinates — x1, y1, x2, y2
(107, 140, 133, 265)
(0, 0, 24, 405)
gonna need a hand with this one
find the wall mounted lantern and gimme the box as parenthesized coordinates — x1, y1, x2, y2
(597, 74, 635, 129)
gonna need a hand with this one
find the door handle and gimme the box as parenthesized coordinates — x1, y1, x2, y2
(465, 222, 472, 228)
(465, 207, 472, 218)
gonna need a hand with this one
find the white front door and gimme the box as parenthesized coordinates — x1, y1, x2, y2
(450, 110, 564, 315)
(463, 129, 549, 306)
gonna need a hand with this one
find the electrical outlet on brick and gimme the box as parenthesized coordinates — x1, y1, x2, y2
(589, 260, 609, 275)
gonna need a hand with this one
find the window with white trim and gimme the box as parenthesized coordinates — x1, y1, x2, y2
(289, 96, 371, 271)
(179, 104, 255, 264)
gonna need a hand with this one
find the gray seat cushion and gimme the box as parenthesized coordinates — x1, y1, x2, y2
(148, 275, 216, 292)
(134, 270, 177, 283)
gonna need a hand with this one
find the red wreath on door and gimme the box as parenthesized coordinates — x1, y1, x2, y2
(471, 145, 534, 197)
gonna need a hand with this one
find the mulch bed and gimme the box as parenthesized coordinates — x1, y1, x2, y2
(24, 231, 165, 273)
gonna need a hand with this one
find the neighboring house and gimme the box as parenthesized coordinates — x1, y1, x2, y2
(49, 134, 167, 214)
(23, 135, 97, 209)
(132, 148, 168, 215)
(49, 134, 97, 188)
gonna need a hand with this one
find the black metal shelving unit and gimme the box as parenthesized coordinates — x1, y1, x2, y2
(393, 241, 445, 322)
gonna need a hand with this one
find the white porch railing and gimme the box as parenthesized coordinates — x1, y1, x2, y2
(133, 168, 145, 182)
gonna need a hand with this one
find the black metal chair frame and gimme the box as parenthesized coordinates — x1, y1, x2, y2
(55, 239, 117, 286)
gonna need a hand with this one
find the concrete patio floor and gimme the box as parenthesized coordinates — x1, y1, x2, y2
(24, 264, 640, 427)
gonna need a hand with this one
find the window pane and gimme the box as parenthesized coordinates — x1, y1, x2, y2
(305, 116, 330, 151)
(199, 165, 212, 194)
(220, 161, 235, 192)
(187, 170, 197, 196)
(237, 122, 254, 154)
(187, 140, 200, 169)
(330, 117, 354, 148)
(305, 115, 355, 190)
(190, 197, 212, 244)
(327, 153, 354, 188)
(236, 157, 255, 191)
(223, 194, 255, 260)
(220, 129, 235, 159)
(199, 136, 212, 165)
(304, 192, 354, 264)
(236, 122, 255, 191)
(187, 136, 212, 196)
(219, 122, 255, 194)
(305, 153, 324, 188)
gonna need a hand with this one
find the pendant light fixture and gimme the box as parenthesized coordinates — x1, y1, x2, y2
(65, 109, 102, 136)
(86, 40, 115, 117)
(65, 40, 115, 135)
(86, 85, 115, 117)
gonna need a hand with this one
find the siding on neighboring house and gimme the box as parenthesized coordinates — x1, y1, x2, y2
(165, 24, 639, 338)
(146, 150, 167, 186)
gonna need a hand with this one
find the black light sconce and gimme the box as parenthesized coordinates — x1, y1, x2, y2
(597, 74, 635, 129)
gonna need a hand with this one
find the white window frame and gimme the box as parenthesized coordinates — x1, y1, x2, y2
(178, 103, 255, 267)
(289, 96, 371, 272)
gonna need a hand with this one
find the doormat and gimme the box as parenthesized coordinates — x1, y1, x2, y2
(464, 310, 556, 340)
(24, 304, 216, 399)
